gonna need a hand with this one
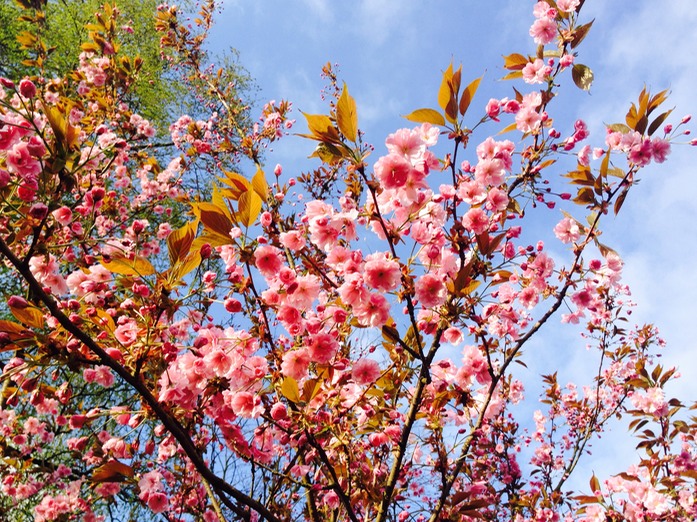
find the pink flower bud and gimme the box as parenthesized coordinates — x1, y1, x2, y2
(28, 202, 48, 220)
(7, 295, 29, 309)
(18, 79, 36, 99)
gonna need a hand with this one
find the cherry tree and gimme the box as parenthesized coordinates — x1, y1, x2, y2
(0, 1, 695, 521)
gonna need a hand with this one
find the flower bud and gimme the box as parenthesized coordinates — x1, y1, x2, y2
(18, 79, 36, 99)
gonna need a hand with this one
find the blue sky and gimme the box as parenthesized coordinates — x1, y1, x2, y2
(209, 0, 697, 489)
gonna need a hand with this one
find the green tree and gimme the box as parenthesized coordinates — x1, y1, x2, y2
(0, 0, 253, 137)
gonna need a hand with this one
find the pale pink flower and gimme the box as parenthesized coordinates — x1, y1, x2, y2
(363, 254, 401, 292)
(529, 17, 557, 45)
(415, 273, 446, 308)
(352, 358, 381, 385)
(385, 128, 425, 160)
(522, 58, 550, 84)
(630, 387, 668, 417)
(281, 349, 310, 380)
(553, 217, 581, 243)
(254, 245, 283, 278)
(279, 230, 306, 251)
(114, 317, 138, 346)
(474, 158, 506, 186)
(374, 153, 412, 189)
(556, 0, 579, 13)
(462, 208, 489, 235)
(651, 138, 670, 163)
(308, 332, 339, 364)
(515, 106, 542, 133)
(228, 391, 263, 418)
(29, 255, 68, 295)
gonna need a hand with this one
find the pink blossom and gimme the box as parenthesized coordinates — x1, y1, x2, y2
(308, 332, 339, 364)
(522, 58, 551, 84)
(83, 365, 115, 387)
(556, 0, 580, 13)
(486, 99, 501, 121)
(279, 230, 306, 250)
(374, 153, 412, 189)
(52, 206, 73, 225)
(228, 391, 263, 418)
(553, 217, 581, 243)
(352, 358, 381, 385)
(385, 128, 425, 160)
(6, 141, 41, 178)
(363, 253, 401, 292)
(515, 106, 542, 133)
(474, 158, 506, 186)
(462, 208, 489, 235)
(281, 349, 310, 380)
(415, 273, 446, 308)
(630, 387, 668, 417)
(114, 317, 139, 346)
(443, 327, 463, 345)
(651, 138, 670, 163)
(254, 245, 283, 278)
(147, 492, 169, 513)
(354, 293, 391, 327)
(486, 187, 509, 212)
(529, 17, 557, 45)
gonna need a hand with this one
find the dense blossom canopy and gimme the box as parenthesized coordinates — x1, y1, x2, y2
(0, 1, 695, 521)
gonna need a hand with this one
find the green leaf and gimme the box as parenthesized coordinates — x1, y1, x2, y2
(572, 64, 594, 91)
(101, 256, 156, 277)
(251, 165, 268, 201)
(459, 76, 482, 117)
(336, 82, 358, 142)
(301, 112, 341, 143)
(281, 376, 300, 403)
(403, 108, 445, 126)
(570, 19, 594, 49)
(193, 202, 233, 238)
(236, 190, 262, 228)
(647, 108, 674, 136)
(502, 53, 529, 71)
(167, 220, 198, 266)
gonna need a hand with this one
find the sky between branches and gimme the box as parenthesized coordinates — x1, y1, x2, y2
(206, 0, 697, 485)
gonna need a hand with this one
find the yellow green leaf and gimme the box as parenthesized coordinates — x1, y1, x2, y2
(502, 53, 529, 71)
(167, 220, 198, 265)
(166, 250, 203, 284)
(251, 165, 268, 201)
(101, 256, 156, 277)
(572, 64, 594, 91)
(459, 76, 482, 117)
(336, 82, 358, 142)
(9, 305, 44, 329)
(438, 63, 455, 111)
(236, 190, 262, 228)
(280, 376, 300, 403)
(192, 202, 233, 238)
(498, 122, 518, 134)
(302, 112, 341, 143)
(218, 170, 250, 200)
(403, 108, 445, 126)
(647, 108, 673, 136)
(570, 19, 594, 49)
(91, 460, 134, 483)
